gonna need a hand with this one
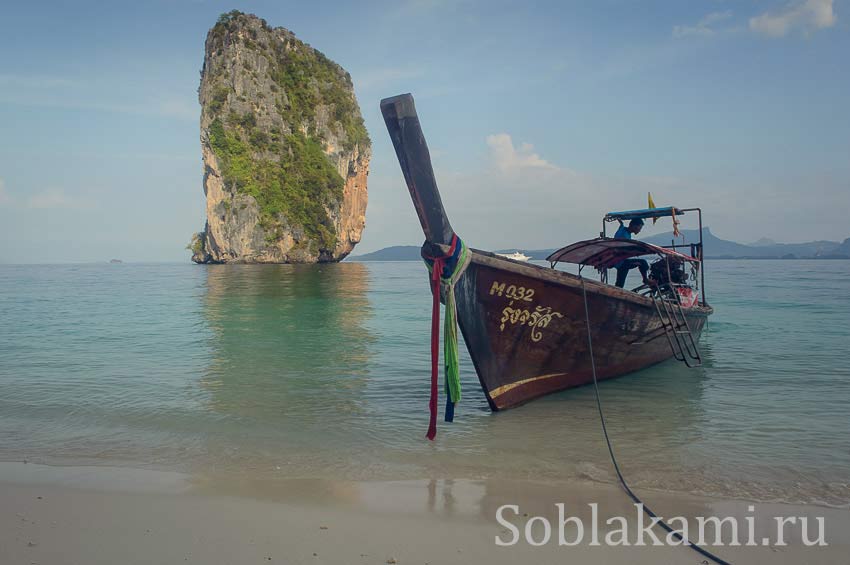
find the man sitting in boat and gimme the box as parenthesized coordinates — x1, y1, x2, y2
(613, 218, 651, 288)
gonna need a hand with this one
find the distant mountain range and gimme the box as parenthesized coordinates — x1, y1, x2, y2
(349, 229, 850, 261)
(350, 245, 423, 261)
(644, 228, 850, 259)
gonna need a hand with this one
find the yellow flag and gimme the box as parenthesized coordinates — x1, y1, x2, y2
(648, 192, 658, 224)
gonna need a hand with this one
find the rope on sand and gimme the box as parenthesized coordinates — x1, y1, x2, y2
(579, 274, 731, 565)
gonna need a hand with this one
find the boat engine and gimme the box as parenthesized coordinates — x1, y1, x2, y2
(649, 257, 687, 286)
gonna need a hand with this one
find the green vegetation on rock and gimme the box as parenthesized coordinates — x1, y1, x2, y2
(268, 46, 369, 151)
(186, 233, 206, 256)
(209, 117, 342, 250)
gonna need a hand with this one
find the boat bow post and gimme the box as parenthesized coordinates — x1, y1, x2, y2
(380, 94, 454, 252)
(381, 93, 470, 438)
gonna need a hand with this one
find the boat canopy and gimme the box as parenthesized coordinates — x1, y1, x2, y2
(546, 238, 698, 269)
(605, 206, 684, 222)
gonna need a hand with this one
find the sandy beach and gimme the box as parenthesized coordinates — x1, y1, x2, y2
(1, 462, 845, 565)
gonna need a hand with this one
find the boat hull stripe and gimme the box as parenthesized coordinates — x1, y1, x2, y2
(489, 372, 568, 399)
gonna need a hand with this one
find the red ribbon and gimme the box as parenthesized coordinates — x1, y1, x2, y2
(424, 236, 458, 441)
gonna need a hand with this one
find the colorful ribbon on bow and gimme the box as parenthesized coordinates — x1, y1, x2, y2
(422, 234, 470, 440)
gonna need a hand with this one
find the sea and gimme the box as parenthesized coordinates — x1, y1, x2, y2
(1, 260, 848, 507)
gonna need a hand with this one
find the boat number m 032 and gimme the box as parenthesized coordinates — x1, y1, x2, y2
(489, 281, 535, 302)
(489, 280, 564, 343)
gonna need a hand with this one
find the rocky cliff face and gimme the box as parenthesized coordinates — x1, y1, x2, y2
(191, 11, 369, 263)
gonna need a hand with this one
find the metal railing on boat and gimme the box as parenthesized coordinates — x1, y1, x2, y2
(650, 284, 702, 367)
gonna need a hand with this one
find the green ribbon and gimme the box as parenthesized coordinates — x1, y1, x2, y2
(425, 239, 470, 406)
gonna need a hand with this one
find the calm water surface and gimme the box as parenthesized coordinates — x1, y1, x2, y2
(0, 260, 848, 506)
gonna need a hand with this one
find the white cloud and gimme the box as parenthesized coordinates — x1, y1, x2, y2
(428, 135, 621, 249)
(750, 0, 836, 37)
(444, 136, 754, 250)
(673, 11, 734, 38)
(485, 133, 559, 172)
(27, 188, 74, 209)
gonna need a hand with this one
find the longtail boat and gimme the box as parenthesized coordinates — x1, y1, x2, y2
(381, 93, 713, 413)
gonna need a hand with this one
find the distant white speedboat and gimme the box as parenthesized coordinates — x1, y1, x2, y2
(496, 251, 531, 262)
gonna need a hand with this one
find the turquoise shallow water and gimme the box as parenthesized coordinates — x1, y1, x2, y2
(0, 260, 848, 506)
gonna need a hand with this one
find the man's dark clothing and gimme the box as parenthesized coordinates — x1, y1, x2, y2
(615, 258, 649, 288)
(612, 222, 647, 288)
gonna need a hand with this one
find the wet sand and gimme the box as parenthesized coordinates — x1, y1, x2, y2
(1, 462, 846, 564)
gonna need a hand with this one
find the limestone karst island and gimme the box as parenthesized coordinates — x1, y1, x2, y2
(189, 11, 369, 264)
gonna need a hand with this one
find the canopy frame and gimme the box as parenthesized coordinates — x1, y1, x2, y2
(604, 206, 684, 222)
(597, 206, 706, 305)
(547, 238, 699, 269)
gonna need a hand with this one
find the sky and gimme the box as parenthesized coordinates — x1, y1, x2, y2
(0, 0, 848, 263)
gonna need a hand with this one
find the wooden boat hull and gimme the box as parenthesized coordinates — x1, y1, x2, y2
(380, 93, 712, 412)
(453, 249, 712, 410)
